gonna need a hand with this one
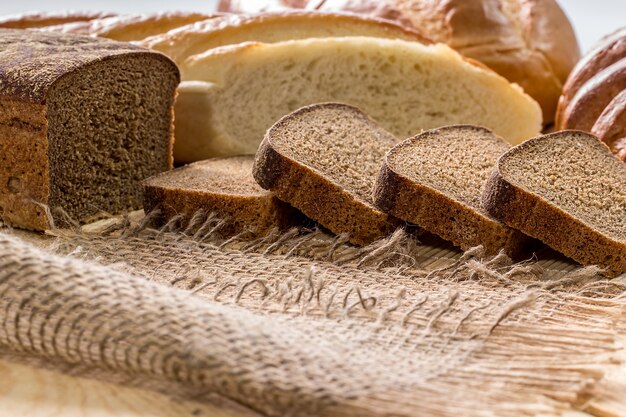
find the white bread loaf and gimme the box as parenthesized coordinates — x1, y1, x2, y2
(220, 0, 580, 124)
(175, 37, 542, 162)
(141, 12, 430, 65)
(36, 12, 217, 42)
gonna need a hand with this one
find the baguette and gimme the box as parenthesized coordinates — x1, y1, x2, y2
(39, 12, 217, 42)
(141, 11, 430, 64)
(0, 10, 114, 29)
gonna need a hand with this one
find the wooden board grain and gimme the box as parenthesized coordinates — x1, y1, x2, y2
(0, 357, 601, 417)
(0, 359, 255, 417)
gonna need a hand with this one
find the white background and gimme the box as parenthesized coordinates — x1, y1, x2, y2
(0, 0, 623, 52)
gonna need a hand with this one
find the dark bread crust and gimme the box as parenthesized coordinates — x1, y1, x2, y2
(0, 29, 179, 103)
(373, 130, 528, 257)
(483, 132, 626, 276)
(0, 99, 50, 230)
(253, 103, 399, 246)
(143, 158, 299, 236)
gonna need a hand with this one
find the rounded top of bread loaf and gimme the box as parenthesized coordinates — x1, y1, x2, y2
(37, 11, 219, 42)
(0, 10, 115, 29)
(141, 10, 431, 64)
(219, 0, 579, 125)
(556, 26, 626, 160)
(0, 29, 179, 103)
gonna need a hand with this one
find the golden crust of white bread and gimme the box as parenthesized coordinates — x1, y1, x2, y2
(140, 11, 431, 64)
(173, 37, 541, 163)
(0, 10, 114, 28)
(37, 12, 218, 42)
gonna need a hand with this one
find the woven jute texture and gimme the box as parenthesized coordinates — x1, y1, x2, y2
(1, 211, 626, 416)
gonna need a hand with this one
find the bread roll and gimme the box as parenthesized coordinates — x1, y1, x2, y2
(557, 27, 626, 161)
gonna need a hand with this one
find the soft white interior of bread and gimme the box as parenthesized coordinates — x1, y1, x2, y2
(176, 37, 542, 162)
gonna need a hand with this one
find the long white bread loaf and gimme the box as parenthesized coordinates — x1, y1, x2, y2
(176, 37, 542, 163)
(141, 12, 430, 65)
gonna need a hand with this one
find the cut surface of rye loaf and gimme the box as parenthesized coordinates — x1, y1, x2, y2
(373, 125, 529, 256)
(176, 36, 542, 162)
(483, 131, 626, 276)
(143, 155, 299, 235)
(253, 103, 399, 245)
(0, 29, 179, 231)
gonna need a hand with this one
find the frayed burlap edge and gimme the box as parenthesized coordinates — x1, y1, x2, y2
(1, 210, 626, 416)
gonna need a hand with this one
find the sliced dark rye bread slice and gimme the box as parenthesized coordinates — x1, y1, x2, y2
(143, 155, 299, 235)
(483, 131, 626, 276)
(253, 102, 400, 245)
(373, 125, 529, 256)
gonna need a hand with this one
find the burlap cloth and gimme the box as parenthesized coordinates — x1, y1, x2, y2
(1, 211, 625, 416)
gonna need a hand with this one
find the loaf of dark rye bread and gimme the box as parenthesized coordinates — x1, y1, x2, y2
(0, 29, 179, 230)
(483, 131, 626, 276)
(373, 125, 529, 257)
(143, 155, 300, 235)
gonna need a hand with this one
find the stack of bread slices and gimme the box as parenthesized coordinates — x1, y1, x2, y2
(146, 101, 626, 276)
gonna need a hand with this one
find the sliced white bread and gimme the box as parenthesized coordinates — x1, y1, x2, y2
(176, 37, 542, 163)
